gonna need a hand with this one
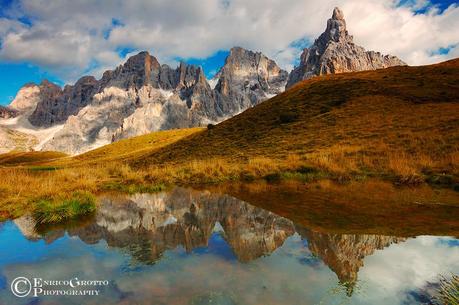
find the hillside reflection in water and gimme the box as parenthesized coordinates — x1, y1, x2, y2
(1, 186, 458, 305)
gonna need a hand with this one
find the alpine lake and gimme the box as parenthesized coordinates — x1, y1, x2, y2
(1, 180, 458, 305)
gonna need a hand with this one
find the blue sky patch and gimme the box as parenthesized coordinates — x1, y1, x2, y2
(398, 0, 459, 14)
(0, 63, 63, 105)
(430, 44, 457, 55)
(181, 50, 229, 79)
(116, 46, 138, 59)
(104, 18, 125, 40)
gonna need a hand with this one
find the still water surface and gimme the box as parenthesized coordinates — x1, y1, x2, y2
(0, 185, 458, 304)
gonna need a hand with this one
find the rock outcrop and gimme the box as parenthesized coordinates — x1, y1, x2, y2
(0, 106, 17, 119)
(214, 47, 288, 115)
(28, 78, 99, 127)
(8, 83, 42, 114)
(286, 7, 406, 88)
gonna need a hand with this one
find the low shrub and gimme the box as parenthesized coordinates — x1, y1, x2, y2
(264, 173, 282, 183)
(279, 112, 299, 124)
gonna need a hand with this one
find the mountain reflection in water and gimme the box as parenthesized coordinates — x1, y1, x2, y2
(1, 186, 459, 305)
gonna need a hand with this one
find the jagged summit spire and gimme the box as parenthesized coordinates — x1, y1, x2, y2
(332, 7, 345, 20)
(325, 7, 348, 43)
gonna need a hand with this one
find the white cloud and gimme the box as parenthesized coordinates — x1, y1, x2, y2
(0, 0, 458, 83)
(356, 236, 459, 304)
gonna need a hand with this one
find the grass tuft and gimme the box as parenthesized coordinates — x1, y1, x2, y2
(434, 274, 459, 305)
(33, 191, 96, 225)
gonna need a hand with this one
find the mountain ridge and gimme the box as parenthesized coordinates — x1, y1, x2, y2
(37, 46, 287, 154)
(1, 7, 407, 154)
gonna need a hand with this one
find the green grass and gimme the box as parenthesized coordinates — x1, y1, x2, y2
(101, 181, 167, 194)
(28, 165, 61, 172)
(33, 191, 96, 225)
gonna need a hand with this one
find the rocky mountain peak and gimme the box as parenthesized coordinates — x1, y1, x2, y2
(124, 51, 153, 67)
(8, 83, 42, 113)
(37, 47, 287, 154)
(100, 51, 161, 90)
(41, 80, 61, 92)
(220, 46, 277, 76)
(227, 46, 253, 62)
(325, 7, 349, 43)
(286, 7, 406, 88)
(177, 62, 207, 88)
(214, 46, 288, 105)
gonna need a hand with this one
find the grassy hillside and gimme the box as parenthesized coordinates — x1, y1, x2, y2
(131, 59, 459, 171)
(71, 127, 202, 164)
(0, 151, 67, 166)
(1, 58, 458, 219)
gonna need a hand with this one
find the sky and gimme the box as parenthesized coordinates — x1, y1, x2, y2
(0, 0, 458, 105)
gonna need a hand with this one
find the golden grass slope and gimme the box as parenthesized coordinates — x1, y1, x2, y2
(131, 59, 459, 169)
(0, 151, 66, 166)
(71, 127, 203, 165)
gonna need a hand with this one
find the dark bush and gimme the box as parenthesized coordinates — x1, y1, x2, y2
(207, 123, 215, 130)
(279, 112, 299, 124)
(426, 174, 454, 186)
(330, 99, 346, 107)
(296, 166, 318, 174)
(264, 173, 281, 183)
(240, 171, 256, 182)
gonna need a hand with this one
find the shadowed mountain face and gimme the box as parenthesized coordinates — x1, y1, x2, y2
(286, 7, 405, 88)
(28, 78, 99, 127)
(14, 187, 405, 291)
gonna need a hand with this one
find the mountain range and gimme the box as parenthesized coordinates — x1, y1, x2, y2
(0, 7, 405, 155)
